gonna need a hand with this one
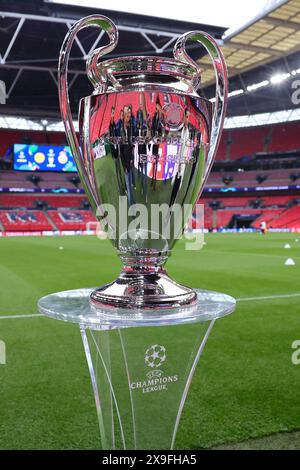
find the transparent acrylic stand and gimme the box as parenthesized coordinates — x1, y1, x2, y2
(38, 288, 235, 450)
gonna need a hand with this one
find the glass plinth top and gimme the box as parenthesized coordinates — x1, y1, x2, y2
(38, 288, 235, 330)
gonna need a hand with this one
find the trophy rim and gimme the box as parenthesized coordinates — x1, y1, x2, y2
(92, 55, 202, 93)
(98, 55, 198, 74)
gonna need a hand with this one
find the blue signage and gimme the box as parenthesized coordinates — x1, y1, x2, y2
(13, 144, 77, 172)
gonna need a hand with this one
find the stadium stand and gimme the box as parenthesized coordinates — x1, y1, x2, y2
(268, 206, 300, 229)
(268, 123, 300, 153)
(251, 209, 285, 229)
(0, 210, 53, 232)
(206, 169, 295, 187)
(1, 120, 300, 233)
(200, 193, 300, 229)
(47, 210, 97, 231)
(0, 194, 88, 209)
(216, 122, 300, 161)
(0, 129, 66, 160)
(0, 170, 83, 189)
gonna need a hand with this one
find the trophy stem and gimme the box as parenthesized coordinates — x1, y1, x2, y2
(119, 252, 169, 272)
(89, 250, 197, 309)
(90, 268, 197, 309)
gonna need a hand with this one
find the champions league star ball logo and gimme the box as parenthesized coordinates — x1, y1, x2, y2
(130, 344, 177, 391)
(145, 344, 166, 369)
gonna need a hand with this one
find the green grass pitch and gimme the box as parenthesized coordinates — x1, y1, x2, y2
(0, 232, 300, 449)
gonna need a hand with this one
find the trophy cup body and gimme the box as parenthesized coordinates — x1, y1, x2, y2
(58, 16, 228, 309)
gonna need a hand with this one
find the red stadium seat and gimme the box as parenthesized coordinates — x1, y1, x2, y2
(0, 210, 53, 231)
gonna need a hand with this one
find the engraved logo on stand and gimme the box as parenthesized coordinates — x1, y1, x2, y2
(130, 344, 178, 394)
(144, 344, 166, 369)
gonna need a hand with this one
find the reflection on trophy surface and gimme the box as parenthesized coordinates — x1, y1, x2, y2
(59, 15, 228, 309)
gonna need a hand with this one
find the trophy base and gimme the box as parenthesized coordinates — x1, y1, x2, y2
(38, 287, 235, 449)
(90, 271, 197, 309)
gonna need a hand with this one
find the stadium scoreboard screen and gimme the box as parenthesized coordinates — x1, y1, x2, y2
(13, 144, 77, 172)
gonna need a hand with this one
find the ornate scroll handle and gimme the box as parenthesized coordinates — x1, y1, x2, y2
(173, 31, 228, 186)
(58, 15, 118, 207)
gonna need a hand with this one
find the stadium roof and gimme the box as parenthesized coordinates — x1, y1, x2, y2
(0, 0, 300, 123)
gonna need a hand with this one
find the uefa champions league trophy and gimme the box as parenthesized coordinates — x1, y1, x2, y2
(58, 15, 228, 309)
(38, 15, 235, 450)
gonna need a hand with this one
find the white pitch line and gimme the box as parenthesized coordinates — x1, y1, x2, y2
(0, 292, 300, 319)
(0, 313, 43, 319)
(236, 292, 300, 302)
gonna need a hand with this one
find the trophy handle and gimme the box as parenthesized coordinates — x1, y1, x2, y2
(58, 15, 118, 207)
(173, 31, 228, 186)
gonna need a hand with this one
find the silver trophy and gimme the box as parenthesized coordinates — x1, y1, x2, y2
(58, 15, 228, 309)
